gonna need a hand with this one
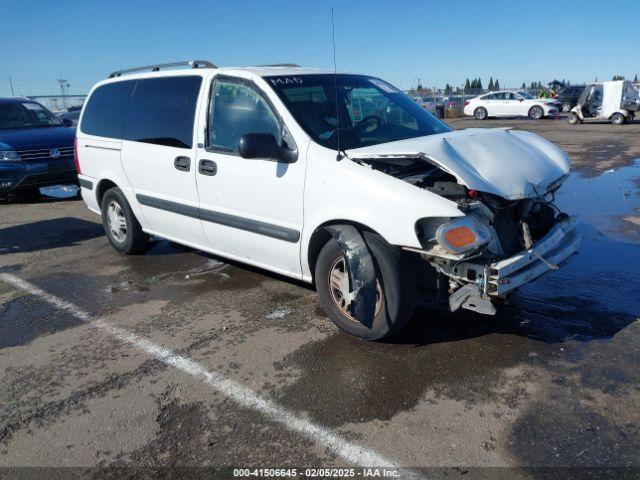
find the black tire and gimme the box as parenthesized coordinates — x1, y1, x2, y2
(611, 113, 625, 125)
(568, 112, 580, 125)
(315, 231, 416, 340)
(529, 105, 544, 120)
(100, 187, 149, 254)
(474, 107, 488, 120)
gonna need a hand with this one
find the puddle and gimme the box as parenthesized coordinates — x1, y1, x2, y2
(503, 160, 640, 344)
(39, 184, 79, 199)
(0, 295, 84, 349)
(556, 159, 640, 243)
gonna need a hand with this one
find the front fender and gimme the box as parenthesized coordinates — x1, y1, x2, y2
(300, 142, 463, 280)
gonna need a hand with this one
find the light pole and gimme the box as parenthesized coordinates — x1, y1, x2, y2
(58, 79, 69, 110)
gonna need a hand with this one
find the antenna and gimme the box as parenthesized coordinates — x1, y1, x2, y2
(331, 8, 345, 161)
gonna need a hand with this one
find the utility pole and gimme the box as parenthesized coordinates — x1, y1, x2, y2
(58, 79, 69, 109)
(9, 75, 15, 96)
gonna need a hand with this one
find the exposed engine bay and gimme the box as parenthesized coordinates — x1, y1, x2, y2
(358, 155, 580, 316)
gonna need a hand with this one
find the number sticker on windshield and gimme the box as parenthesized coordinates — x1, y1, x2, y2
(369, 78, 399, 93)
(23, 103, 46, 111)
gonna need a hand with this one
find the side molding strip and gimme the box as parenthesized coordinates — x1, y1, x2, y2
(78, 178, 93, 190)
(136, 194, 300, 243)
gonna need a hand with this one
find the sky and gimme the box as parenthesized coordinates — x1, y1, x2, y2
(1, 0, 639, 97)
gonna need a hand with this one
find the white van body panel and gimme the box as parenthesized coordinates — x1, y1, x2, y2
(77, 65, 577, 304)
(299, 141, 463, 281)
(192, 70, 311, 277)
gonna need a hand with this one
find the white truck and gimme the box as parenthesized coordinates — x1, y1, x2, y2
(75, 60, 581, 340)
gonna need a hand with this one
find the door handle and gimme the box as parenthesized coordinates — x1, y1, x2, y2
(199, 159, 217, 176)
(174, 156, 191, 172)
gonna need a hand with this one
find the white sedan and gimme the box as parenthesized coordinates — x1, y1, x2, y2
(464, 91, 562, 120)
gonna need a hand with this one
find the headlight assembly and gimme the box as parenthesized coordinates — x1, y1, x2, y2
(0, 151, 21, 162)
(435, 216, 491, 254)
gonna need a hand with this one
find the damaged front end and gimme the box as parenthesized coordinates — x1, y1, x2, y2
(358, 154, 581, 316)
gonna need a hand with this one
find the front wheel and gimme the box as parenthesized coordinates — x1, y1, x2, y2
(529, 105, 544, 120)
(611, 113, 625, 125)
(568, 112, 580, 125)
(315, 231, 415, 340)
(100, 187, 149, 254)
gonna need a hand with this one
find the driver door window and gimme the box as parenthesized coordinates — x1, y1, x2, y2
(208, 79, 281, 153)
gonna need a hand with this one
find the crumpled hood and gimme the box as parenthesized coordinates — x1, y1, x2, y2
(346, 128, 571, 200)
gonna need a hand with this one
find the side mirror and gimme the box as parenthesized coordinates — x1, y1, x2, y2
(62, 118, 73, 127)
(238, 133, 297, 163)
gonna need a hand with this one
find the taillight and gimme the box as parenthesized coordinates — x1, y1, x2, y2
(464, 101, 470, 106)
(73, 137, 81, 174)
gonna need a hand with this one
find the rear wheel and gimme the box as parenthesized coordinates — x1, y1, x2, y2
(562, 101, 572, 112)
(529, 105, 544, 120)
(315, 231, 415, 341)
(100, 187, 149, 254)
(474, 107, 488, 120)
(611, 113, 625, 125)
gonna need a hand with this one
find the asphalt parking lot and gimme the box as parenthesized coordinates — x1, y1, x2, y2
(1, 117, 639, 477)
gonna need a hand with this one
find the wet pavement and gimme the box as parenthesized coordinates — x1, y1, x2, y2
(1, 120, 639, 477)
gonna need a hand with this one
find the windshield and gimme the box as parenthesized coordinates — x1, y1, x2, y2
(518, 92, 533, 99)
(0, 102, 62, 130)
(265, 74, 451, 150)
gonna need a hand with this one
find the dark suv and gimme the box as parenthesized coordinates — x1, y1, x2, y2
(0, 97, 77, 197)
(556, 85, 586, 112)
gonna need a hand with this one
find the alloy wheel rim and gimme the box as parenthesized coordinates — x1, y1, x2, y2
(328, 257, 382, 321)
(107, 200, 127, 243)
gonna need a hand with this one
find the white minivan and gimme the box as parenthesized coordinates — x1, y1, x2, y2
(76, 60, 580, 340)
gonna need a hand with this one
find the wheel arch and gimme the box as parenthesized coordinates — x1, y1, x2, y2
(306, 219, 386, 284)
(95, 178, 119, 207)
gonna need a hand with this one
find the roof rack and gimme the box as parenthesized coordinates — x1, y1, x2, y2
(108, 60, 216, 78)
(256, 63, 301, 68)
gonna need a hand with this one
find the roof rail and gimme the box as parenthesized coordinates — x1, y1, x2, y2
(108, 60, 216, 78)
(256, 63, 301, 68)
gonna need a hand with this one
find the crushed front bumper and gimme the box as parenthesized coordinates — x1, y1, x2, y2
(486, 216, 581, 298)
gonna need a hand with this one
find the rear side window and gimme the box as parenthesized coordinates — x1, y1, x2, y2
(125, 76, 202, 149)
(81, 80, 135, 138)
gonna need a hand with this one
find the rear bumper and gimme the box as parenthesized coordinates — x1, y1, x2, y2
(486, 216, 581, 297)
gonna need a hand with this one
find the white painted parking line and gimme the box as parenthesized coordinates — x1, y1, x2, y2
(0, 272, 422, 477)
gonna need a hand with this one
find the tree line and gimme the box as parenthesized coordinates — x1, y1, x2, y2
(415, 73, 639, 96)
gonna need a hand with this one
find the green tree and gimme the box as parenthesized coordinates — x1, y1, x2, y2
(521, 82, 526, 89)
(634, 74, 638, 83)
(612, 75, 625, 81)
(464, 78, 471, 93)
(488, 76, 494, 91)
(494, 78, 500, 90)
